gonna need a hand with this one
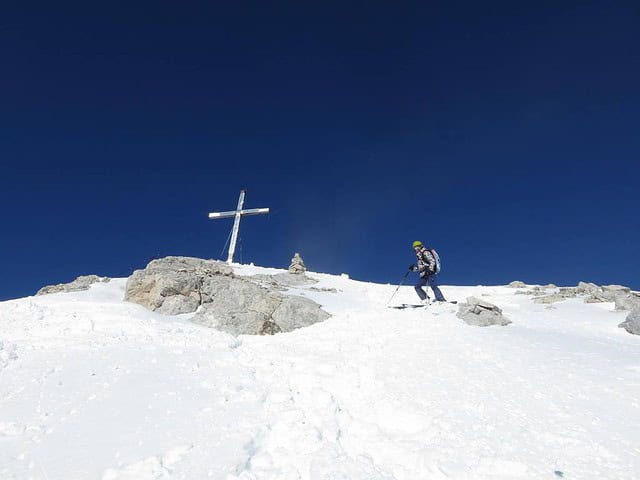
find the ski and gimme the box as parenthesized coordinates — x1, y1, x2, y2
(387, 304, 426, 309)
(388, 301, 457, 309)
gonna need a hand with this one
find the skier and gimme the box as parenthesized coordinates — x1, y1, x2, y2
(409, 240, 446, 304)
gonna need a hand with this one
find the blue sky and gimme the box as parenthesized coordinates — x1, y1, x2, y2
(1, 1, 639, 300)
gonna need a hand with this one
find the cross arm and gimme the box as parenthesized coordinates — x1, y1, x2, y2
(208, 211, 237, 219)
(238, 208, 269, 216)
(208, 208, 269, 219)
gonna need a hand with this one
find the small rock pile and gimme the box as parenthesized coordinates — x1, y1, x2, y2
(288, 253, 306, 274)
(37, 275, 111, 296)
(457, 297, 511, 327)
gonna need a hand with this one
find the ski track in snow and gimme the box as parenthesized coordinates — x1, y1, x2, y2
(0, 269, 639, 479)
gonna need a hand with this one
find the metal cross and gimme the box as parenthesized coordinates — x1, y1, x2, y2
(208, 190, 269, 263)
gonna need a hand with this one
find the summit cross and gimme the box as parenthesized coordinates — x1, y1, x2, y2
(208, 190, 269, 263)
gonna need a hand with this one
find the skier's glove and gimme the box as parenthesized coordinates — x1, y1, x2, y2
(408, 264, 418, 272)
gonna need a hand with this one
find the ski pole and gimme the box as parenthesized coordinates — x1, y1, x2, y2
(386, 270, 412, 305)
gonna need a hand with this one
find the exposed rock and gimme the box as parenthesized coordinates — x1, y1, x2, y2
(619, 309, 640, 335)
(457, 297, 511, 327)
(271, 272, 317, 287)
(271, 295, 330, 331)
(310, 287, 339, 293)
(259, 320, 282, 335)
(288, 253, 306, 274)
(515, 286, 547, 296)
(559, 287, 579, 298)
(543, 284, 558, 289)
(576, 282, 600, 294)
(125, 256, 330, 335)
(532, 294, 566, 305)
(249, 272, 317, 290)
(37, 275, 110, 296)
(125, 257, 232, 315)
(192, 291, 330, 336)
(556, 283, 638, 306)
(614, 292, 640, 312)
(509, 281, 527, 288)
(585, 292, 610, 303)
(602, 285, 631, 294)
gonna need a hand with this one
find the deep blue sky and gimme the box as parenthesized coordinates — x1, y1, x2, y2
(1, 1, 639, 300)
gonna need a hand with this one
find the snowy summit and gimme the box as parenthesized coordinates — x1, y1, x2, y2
(1, 259, 639, 480)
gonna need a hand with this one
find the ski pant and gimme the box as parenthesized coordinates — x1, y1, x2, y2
(415, 274, 446, 302)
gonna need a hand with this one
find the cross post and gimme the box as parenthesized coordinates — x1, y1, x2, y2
(208, 190, 269, 263)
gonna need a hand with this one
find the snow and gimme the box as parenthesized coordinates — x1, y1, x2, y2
(1, 266, 639, 479)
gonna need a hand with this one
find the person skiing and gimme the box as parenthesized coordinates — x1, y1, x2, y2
(409, 240, 446, 304)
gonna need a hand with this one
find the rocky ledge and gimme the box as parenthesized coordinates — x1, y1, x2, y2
(124, 256, 330, 336)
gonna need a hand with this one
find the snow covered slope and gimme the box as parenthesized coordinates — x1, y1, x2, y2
(1, 266, 639, 480)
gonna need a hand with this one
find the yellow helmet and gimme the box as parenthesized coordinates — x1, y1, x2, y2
(412, 240, 423, 248)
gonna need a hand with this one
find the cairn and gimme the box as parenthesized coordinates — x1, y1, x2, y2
(288, 253, 306, 274)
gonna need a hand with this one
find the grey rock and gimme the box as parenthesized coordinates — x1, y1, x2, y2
(515, 286, 547, 296)
(158, 294, 201, 315)
(191, 288, 329, 336)
(614, 292, 640, 312)
(260, 321, 283, 335)
(249, 272, 318, 290)
(271, 272, 317, 287)
(456, 297, 511, 327)
(272, 295, 331, 331)
(585, 292, 610, 303)
(559, 287, 579, 298)
(310, 287, 338, 293)
(125, 256, 330, 335)
(532, 294, 566, 304)
(576, 281, 600, 294)
(288, 253, 306, 274)
(619, 309, 640, 335)
(242, 274, 287, 291)
(569, 283, 634, 305)
(602, 284, 631, 294)
(37, 275, 110, 295)
(509, 281, 527, 288)
(544, 283, 558, 289)
(125, 256, 232, 315)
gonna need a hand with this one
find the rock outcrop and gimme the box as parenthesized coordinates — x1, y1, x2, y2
(602, 285, 631, 295)
(37, 275, 110, 296)
(577, 282, 600, 295)
(125, 256, 330, 335)
(615, 292, 640, 312)
(125, 257, 233, 315)
(457, 297, 511, 327)
(584, 292, 610, 303)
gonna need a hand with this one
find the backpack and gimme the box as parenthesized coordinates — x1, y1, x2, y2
(426, 248, 441, 274)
